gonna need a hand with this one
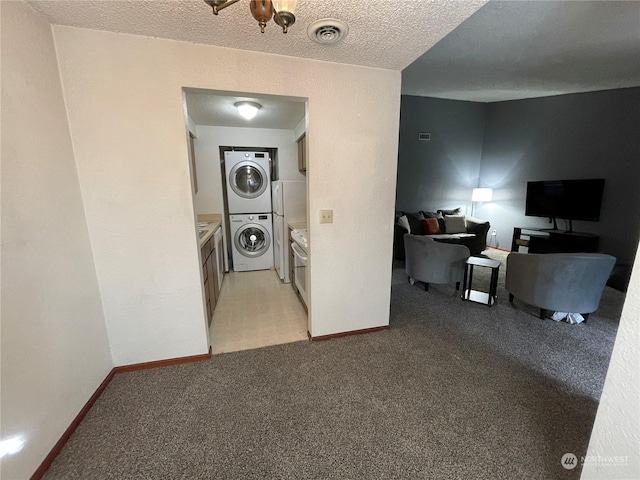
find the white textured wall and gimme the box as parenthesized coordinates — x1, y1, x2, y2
(193, 125, 302, 216)
(192, 125, 303, 271)
(52, 26, 401, 353)
(0, 3, 113, 479)
(581, 243, 640, 479)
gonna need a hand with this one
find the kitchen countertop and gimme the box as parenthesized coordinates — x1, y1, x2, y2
(288, 221, 307, 231)
(197, 214, 222, 247)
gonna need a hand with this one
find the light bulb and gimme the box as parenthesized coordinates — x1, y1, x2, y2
(273, 0, 296, 14)
(235, 101, 261, 120)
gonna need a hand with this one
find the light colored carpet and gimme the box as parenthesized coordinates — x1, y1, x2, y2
(42, 248, 623, 480)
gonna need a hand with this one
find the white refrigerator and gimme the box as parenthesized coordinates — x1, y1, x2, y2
(272, 180, 306, 282)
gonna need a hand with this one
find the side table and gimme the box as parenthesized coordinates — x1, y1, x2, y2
(462, 256, 501, 306)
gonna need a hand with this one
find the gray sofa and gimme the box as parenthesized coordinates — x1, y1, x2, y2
(404, 235, 470, 291)
(506, 252, 616, 319)
(394, 208, 490, 259)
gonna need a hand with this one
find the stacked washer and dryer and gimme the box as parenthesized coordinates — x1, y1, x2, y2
(225, 151, 274, 272)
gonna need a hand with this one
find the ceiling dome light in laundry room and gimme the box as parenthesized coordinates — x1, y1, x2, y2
(235, 101, 262, 120)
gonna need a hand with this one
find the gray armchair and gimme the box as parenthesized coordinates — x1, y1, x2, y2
(506, 252, 616, 320)
(404, 234, 470, 291)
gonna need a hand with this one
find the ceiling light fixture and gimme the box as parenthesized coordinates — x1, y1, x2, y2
(204, 0, 297, 34)
(235, 101, 262, 120)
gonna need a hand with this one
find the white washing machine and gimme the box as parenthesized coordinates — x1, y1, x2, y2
(229, 213, 274, 272)
(225, 151, 272, 214)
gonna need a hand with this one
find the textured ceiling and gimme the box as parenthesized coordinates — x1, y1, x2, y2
(25, 1, 639, 106)
(402, 1, 640, 102)
(185, 90, 305, 129)
(28, 0, 486, 71)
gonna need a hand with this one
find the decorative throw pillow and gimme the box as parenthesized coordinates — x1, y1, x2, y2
(423, 210, 446, 232)
(421, 210, 439, 218)
(444, 214, 467, 234)
(397, 215, 411, 233)
(404, 212, 424, 235)
(438, 207, 462, 216)
(421, 217, 441, 235)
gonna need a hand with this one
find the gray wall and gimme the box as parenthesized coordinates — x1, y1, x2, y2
(396, 88, 640, 264)
(396, 96, 486, 213)
(477, 88, 640, 264)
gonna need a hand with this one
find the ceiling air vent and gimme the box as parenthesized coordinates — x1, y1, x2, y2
(307, 19, 349, 45)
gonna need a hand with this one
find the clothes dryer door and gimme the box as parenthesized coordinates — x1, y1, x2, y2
(229, 161, 268, 199)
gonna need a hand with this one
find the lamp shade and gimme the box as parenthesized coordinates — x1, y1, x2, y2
(472, 188, 493, 202)
(273, 0, 296, 13)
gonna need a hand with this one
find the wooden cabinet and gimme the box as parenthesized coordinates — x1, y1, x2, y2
(288, 225, 297, 294)
(297, 133, 306, 174)
(201, 235, 219, 326)
(188, 132, 198, 194)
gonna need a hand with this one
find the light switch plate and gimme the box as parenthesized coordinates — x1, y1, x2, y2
(320, 209, 333, 224)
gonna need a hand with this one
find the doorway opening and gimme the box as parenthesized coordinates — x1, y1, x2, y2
(183, 87, 309, 354)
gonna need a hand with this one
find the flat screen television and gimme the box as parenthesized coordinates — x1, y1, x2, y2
(525, 179, 605, 223)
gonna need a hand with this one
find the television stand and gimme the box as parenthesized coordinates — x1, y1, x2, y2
(544, 217, 574, 233)
(511, 227, 599, 254)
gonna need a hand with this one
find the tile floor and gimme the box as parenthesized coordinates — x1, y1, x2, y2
(209, 268, 308, 354)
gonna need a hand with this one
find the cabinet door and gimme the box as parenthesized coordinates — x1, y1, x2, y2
(203, 268, 212, 326)
(297, 133, 306, 174)
(189, 132, 198, 194)
(206, 253, 216, 312)
(212, 246, 220, 303)
(201, 247, 211, 311)
(202, 242, 213, 320)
